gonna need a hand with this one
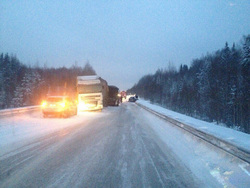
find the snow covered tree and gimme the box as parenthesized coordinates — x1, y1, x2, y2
(0, 70, 6, 108)
(128, 36, 250, 133)
(10, 70, 44, 107)
(240, 35, 250, 132)
(197, 60, 211, 119)
(11, 86, 24, 107)
(21, 70, 44, 106)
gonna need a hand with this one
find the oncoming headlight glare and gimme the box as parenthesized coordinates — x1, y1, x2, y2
(42, 101, 47, 108)
(78, 101, 86, 110)
(60, 102, 66, 108)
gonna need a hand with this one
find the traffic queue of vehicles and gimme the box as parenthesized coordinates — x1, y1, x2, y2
(41, 75, 127, 118)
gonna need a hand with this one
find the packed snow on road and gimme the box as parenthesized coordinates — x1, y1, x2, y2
(0, 110, 106, 156)
(0, 102, 249, 187)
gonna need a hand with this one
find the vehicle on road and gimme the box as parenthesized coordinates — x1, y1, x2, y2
(128, 96, 137, 102)
(42, 96, 77, 118)
(108, 85, 120, 106)
(77, 75, 108, 111)
(120, 91, 127, 102)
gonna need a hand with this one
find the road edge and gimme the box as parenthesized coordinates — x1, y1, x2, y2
(136, 102, 250, 164)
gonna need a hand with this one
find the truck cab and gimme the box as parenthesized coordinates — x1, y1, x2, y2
(77, 76, 108, 111)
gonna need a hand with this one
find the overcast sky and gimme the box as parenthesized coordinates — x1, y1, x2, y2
(0, 0, 249, 90)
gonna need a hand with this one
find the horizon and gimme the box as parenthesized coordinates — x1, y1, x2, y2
(1, 0, 249, 90)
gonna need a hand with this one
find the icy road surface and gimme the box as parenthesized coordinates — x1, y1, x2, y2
(0, 103, 249, 187)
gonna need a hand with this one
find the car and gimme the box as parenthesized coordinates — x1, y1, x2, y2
(128, 96, 137, 102)
(41, 96, 77, 118)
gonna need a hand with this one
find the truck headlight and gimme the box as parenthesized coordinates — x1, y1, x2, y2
(60, 102, 66, 108)
(78, 101, 86, 110)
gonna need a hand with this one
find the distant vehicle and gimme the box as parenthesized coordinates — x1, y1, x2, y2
(42, 96, 77, 118)
(120, 91, 127, 99)
(135, 94, 138, 100)
(128, 96, 137, 102)
(77, 75, 108, 111)
(108, 85, 120, 106)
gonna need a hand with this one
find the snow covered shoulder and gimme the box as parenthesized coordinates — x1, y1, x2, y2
(136, 99, 250, 154)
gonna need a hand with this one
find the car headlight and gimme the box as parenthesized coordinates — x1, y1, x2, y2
(42, 101, 47, 108)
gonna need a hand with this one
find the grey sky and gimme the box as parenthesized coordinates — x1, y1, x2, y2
(0, 0, 249, 90)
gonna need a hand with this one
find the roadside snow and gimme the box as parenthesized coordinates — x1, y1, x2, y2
(0, 110, 105, 156)
(136, 99, 250, 152)
(134, 105, 250, 187)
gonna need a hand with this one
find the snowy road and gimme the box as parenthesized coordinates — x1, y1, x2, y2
(0, 103, 249, 187)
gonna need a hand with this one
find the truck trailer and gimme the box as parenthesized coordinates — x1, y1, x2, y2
(77, 75, 108, 111)
(108, 85, 120, 106)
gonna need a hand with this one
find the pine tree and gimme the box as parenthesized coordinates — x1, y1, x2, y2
(240, 35, 250, 132)
(197, 60, 211, 118)
(11, 86, 24, 107)
(0, 70, 6, 108)
(82, 62, 96, 75)
(128, 36, 249, 133)
(21, 70, 44, 106)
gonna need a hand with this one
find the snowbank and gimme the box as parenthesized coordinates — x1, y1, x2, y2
(0, 110, 105, 156)
(136, 99, 250, 153)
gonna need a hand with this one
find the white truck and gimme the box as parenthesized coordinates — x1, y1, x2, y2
(77, 75, 108, 111)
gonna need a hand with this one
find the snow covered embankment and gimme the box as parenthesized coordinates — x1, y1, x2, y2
(136, 99, 250, 163)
